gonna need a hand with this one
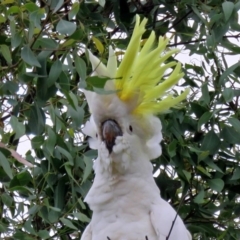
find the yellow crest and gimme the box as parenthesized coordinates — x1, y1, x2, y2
(114, 15, 189, 115)
(88, 15, 189, 116)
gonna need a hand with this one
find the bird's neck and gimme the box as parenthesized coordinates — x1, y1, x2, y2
(85, 155, 159, 210)
(84, 137, 160, 208)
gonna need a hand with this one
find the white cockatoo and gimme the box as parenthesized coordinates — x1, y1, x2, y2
(81, 15, 192, 240)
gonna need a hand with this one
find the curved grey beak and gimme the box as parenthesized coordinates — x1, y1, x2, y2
(101, 119, 123, 153)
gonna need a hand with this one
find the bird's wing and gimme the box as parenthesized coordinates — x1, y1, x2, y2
(150, 199, 192, 240)
(81, 223, 92, 240)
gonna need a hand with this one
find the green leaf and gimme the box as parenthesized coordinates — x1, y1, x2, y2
(207, 178, 224, 192)
(198, 151, 209, 161)
(222, 2, 235, 21)
(60, 218, 78, 230)
(45, 127, 56, 155)
(48, 210, 60, 223)
(21, 45, 41, 67)
(64, 163, 78, 184)
(191, 5, 207, 24)
(228, 118, 240, 133)
(27, 105, 45, 135)
(53, 0, 64, 13)
(204, 158, 224, 174)
(230, 168, 240, 180)
(221, 126, 240, 144)
(0, 14, 6, 23)
(36, 79, 57, 103)
(219, 62, 240, 85)
(48, 60, 62, 87)
(86, 76, 110, 91)
(7, 6, 20, 14)
(67, 106, 84, 128)
(24, 219, 36, 235)
(13, 231, 35, 240)
(56, 146, 73, 165)
(198, 112, 212, 131)
(10, 171, 32, 187)
(28, 205, 40, 215)
(223, 88, 234, 102)
(199, 82, 210, 105)
(24, 3, 39, 12)
(29, 9, 45, 29)
(38, 206, 49, 223)
(92, 36, 104, 54)
(56, 19, 77, 35)
(0, 44, 12, 64)
(0, 151, 13, 179)
(10, 116, 25, 140)
(206, 34, 216, 50)
(38, 230, 50, 239)
(182, 170, 191, 183)
(49, 207, 61, 212)
(9, 19, 16, 39)
(190, 102, 208, 118)
(1, 81, 18, 95)
(75, 56, 87, 83)
(168, 139, 177, 157)
(1, 0, 15, 4)
(65, 91, 78, 110)
(196, 165, 211, 177)
(73, 212, 90, 223)
(82, 155, 93, 183)
(98, 0, 105, 7)
(36, 38, 58, 49)
(201, 130, 220, 155)
(31, 136, 44, 149)
(54, 177, 66, 210)
(1, 193, 13, 207)
(194, 189, 205, 204)
(68, 2, 79, 20)
(58, 71, 70, 92)
(11, 32, 22, 48)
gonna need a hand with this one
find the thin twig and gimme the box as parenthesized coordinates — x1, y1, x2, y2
(30, 8, 51, 48)
(0, 142, 34, 167)
(168, 10, 193, 32)
(166, 193, 186, 239)
(168, 34, 240, 47)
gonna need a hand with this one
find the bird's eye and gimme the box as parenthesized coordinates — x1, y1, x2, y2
(129, 125, 133, 132)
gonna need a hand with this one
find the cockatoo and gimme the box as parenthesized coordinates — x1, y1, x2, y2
(81, 15, 191, 240)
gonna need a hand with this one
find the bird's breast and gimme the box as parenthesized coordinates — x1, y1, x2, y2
(90, 200, 157, 240)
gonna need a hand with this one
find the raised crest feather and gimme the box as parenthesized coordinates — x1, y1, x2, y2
(86, 14, 189, 116)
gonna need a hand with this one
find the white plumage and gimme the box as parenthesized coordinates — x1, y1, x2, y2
(81, 15, 192, 240)
(81, 100, 191, 240)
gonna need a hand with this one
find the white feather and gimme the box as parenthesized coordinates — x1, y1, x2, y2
(81, 110, 191, 240)
(82, 116, 98, 149)
(81, 45, 191, 240)
(87, 50, 108, 77)
(106, 46, 117, 78)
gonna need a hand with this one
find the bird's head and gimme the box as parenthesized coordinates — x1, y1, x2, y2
(82, 15, 189, 161)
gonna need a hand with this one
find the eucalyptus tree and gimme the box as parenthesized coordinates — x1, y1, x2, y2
(0, 0, 240, 239)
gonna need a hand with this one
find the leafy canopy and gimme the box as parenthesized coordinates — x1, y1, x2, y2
(0, 0, 240, 239)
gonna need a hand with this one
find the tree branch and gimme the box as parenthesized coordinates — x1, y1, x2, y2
(168, 34, 240, 47)
(0, 142, 33, 167)
(166, 193, 187, 239)
(168, 9, 193, 32)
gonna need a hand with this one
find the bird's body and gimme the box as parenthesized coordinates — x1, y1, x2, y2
(81, 15, 192, 240)
(82, 115, 191, 240)
(84, 165, 189, 240)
